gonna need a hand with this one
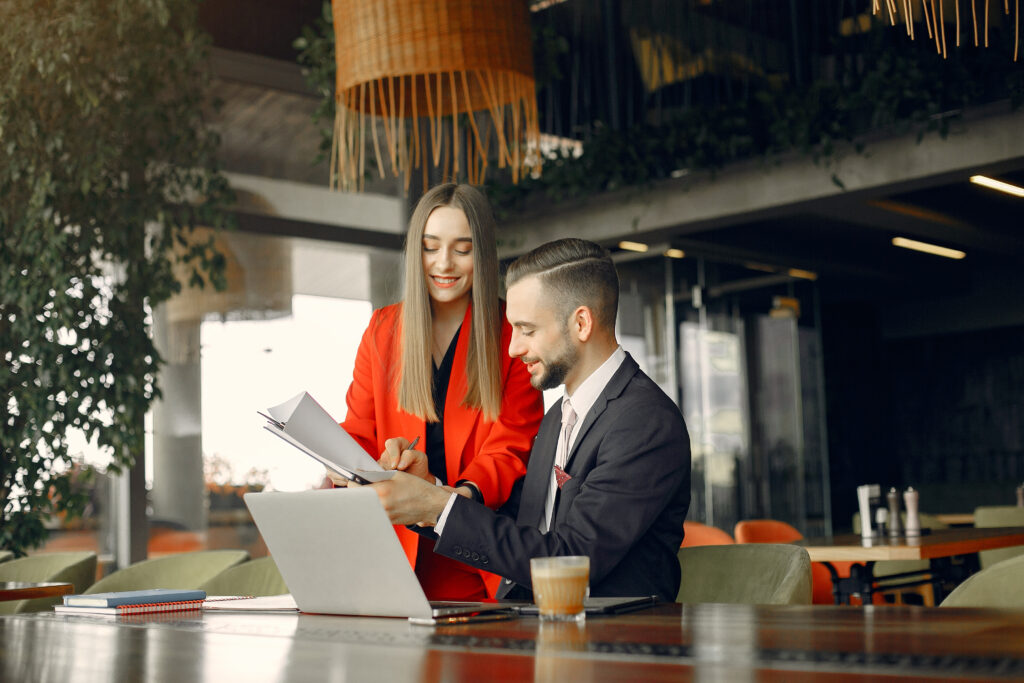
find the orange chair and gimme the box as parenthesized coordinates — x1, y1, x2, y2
(681, 521, 735, 547)
(735, 519, 859, 605)
(148, 529, 204, 556)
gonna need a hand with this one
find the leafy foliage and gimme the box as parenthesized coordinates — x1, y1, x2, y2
(486, 26, 1024, 213)
(293, 1, 337, 163)
(0, 0, 231, 555)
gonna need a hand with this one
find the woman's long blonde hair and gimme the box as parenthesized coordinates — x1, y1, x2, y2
(398, 184, 502, 422)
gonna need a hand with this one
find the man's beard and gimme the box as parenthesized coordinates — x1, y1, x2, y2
(534, 332, 577, 391)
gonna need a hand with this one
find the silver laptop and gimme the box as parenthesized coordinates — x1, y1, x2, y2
(243, 487, 508, 619)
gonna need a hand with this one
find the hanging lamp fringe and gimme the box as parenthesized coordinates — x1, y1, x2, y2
(873, 0, 1019, 59)
(330, 0, 540, 192)
(330, 70, 540, 192)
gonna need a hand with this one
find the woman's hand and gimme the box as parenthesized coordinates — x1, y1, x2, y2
(380, 437, 433, 482)
(324, 469, 361, 488)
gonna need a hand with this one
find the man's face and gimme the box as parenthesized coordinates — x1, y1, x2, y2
(506, 275, 578, 391)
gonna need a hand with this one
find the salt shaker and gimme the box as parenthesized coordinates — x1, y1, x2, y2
(887, 487, 903, 536)
(903, 487, 921, 537)
(874, 507, 888, 537)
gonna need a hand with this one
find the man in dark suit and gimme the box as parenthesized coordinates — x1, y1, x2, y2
(370, 238, 691, 601)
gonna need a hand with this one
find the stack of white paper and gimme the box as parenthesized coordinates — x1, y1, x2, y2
(260, 392, 395, 484)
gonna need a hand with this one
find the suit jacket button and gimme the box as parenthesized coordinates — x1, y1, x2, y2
(481, 556, 489, 565)
(471, 552, 479, 561)
(453, 546, 462, 556)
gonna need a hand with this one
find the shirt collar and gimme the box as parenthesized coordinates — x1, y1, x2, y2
(564, 346, 626, 423)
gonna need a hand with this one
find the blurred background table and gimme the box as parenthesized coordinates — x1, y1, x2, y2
(799, 526, 1024, 604)
(0, 583, 73, 603)
(934, 513, 976, 526)
(3, 603, 1024, 681)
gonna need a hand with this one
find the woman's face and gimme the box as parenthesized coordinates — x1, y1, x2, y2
(421, 206, 474, 309)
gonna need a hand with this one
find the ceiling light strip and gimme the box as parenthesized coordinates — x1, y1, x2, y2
(892, 237, 966, 259)
(970, 175, 1024, 197)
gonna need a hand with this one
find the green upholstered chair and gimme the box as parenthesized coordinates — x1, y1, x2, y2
(940, 552, 1024, 607)
(733, 518, 849, 605)
(0, 551, 97, 614)
(676, 544, 812, 605)
(84, 550, 249, 594)
(199, 557, 288, 597)
(973, 506, 1024, 569)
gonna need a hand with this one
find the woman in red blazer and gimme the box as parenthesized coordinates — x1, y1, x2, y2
(336, 184, 543, 600)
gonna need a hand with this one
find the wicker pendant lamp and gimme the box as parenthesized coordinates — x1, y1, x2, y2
(331, 0, 541, 192)
(872, 0, 1019, 61)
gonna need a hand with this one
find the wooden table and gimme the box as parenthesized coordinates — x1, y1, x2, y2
(798, 526, 1024, 605)
(3, 603, 1024, 680)
(0, 582, 73, 602)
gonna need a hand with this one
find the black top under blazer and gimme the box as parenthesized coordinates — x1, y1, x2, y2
(432, 352, 691, 602)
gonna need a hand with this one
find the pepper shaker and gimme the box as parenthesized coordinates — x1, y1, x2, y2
(887, 487, 903, 536)
(904, 487, 921, 537)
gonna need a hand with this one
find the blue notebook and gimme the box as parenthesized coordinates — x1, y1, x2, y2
(63, 588, 206, 608)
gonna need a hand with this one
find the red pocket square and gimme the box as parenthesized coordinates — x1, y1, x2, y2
(554, 464, 572, 489)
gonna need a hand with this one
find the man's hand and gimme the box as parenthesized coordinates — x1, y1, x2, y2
(379, 437, 432, 482)
(369, 471, 455, 526)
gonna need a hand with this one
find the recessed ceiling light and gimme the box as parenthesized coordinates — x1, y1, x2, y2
(970, 175, 1024, 198)
(892, 236, 966, 259)
(618, 240, 649, 253)
(664, 248, 685, 259)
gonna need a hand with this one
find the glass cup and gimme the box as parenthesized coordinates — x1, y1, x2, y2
(530, 555, 590, 621)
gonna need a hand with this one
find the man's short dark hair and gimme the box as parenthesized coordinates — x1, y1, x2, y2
(505, 238, 619, 330)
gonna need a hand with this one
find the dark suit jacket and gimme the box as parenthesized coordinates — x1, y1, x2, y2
(432, 353, 691, 602)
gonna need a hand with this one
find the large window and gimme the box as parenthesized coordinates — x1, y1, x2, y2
(38, 232, 393, 571)
(200, 295, 371, 493)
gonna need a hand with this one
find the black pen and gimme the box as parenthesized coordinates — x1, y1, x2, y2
(409, 609, 518, 626)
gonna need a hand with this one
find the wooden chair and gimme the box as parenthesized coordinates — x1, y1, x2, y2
(851, 512, 950, 605)
(676, 544, 811, 605)
(681, 521, 735, 547)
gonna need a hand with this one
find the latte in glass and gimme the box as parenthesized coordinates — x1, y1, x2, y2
(530, 556, 590, 621)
